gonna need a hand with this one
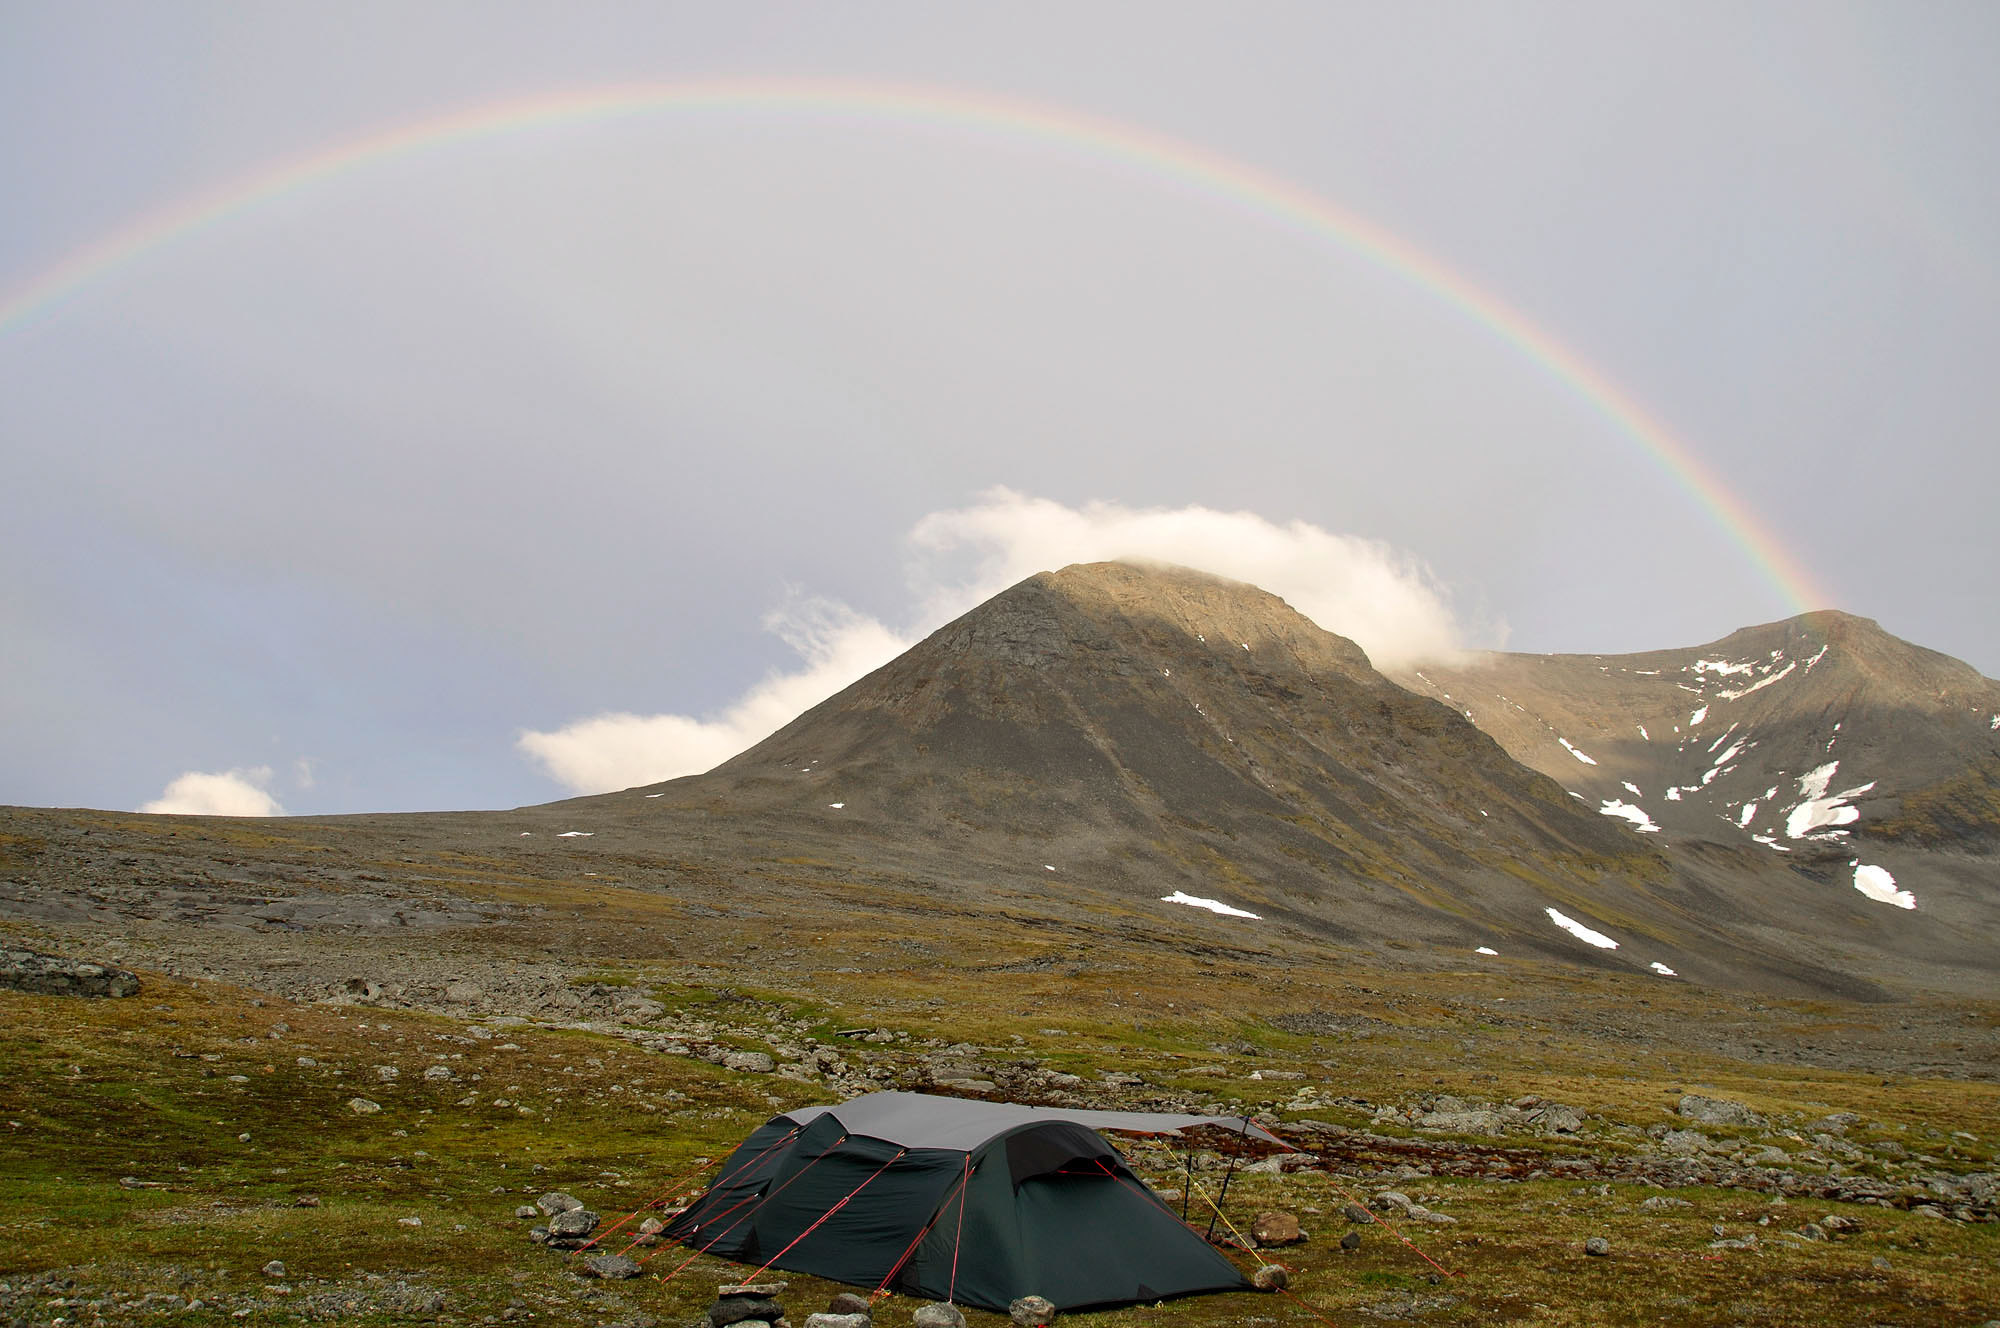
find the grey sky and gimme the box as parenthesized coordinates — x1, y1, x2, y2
(3, 2, 1995, 813)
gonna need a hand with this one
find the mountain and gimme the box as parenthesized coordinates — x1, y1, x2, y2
(1390, 611, 2000, 973)
(599, 563, 1993, 995)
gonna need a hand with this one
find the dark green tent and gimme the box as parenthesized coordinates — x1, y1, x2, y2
(662, 1091, 1276, 1312)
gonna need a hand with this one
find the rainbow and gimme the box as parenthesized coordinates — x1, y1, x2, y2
(0, 77, 1829, 613)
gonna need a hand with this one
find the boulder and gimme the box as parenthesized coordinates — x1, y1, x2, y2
(1339, 1231, 1361, 1253)
(1584, 1236, 1611, 1257)
(1251, 1264, 1289, 1291)
(827, 1293, 873, 1316)
(723, 1051, 777, 1074)
(912, 1304, 967, 1328)
(804, 1315, 870, 1328)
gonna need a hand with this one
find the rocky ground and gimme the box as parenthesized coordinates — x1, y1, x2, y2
(2, 804, 1997, 1325)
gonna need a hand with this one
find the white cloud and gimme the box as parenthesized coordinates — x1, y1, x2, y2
(140, 767, 284, 817)
(517, 491, 1480, 794)
(518, 597, 909, 794)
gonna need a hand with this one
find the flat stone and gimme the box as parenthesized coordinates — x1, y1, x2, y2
(537, 1191, 583, 1216)
(804, 1315, 870, 1328)
(717, 1283, 788, 1298)
(582, 1253, 643, 1279)
(912, 1304, 967, 1328)
(710, 1298, 785, 1327)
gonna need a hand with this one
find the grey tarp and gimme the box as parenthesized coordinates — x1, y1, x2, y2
(779, 1090, 1285, 1150)
(661, 1091, 1269, 1312)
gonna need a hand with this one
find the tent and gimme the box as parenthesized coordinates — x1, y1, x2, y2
(661, 1091, 1282, 1312)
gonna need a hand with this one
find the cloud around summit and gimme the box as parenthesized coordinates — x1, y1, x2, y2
(140, 768, 284, 817)
(517, 490, 1483, 795)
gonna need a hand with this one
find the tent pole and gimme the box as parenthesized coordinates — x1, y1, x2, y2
(1203, 1119, 1248, 1241)
(1182, 1149, 1193, 1222)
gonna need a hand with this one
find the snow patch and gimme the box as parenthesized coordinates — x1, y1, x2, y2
(1161, 890, 1260, 919)
(1637, 724, 1650, 740)
(1599, 799, 1661, 833)
(1664, 788, 1683, 801)
(1803, 645, 1829, 671)
(1736, 803, 1758, 827)
(1692, 658, 1755, 677)
(643, 793, 664, 798)
(1475, 946, 1499, 956)
(1558, 738, 1598, 765)
(557, 831, 594, 838)
(1690, 706, 1708, 725)
(1622, 781, 1644, 797)
(1785, 762, 1876, 839)
(1649, 962, 1678, 976)
(1850, 862, 1916, 910)
(1717, 659, 1796, 700)
(828, 802, 845, 809)
(1546, 908, 1619, 949)
(1751, 833, 1792, 852)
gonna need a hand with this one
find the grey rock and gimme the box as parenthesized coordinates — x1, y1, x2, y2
(582, 1253, 643, 1279)
(1339, 1230, 1361, 1252)
(1678, 1094, 1765, 1128)
(346, 1097, 382, 1115)
(1251, 1211, 1302, 1246)
(826, 1293, 872, 1316)
(1370, 1190, 1413, 1215)
(1638, 1196, 1693, 1211)
(717, 1283, 788, 1298)
(260, 1260, 286, 1279)
(912, 1304, 967, 1328)
(546, 1207, 600, 1240)
(1584, 1236, 1611, 1257)
(537, 1191, 583, 1216)
(1659, 1128, 1716, 1157)
(722, 1051, 776, 1074)
(1341, 1202, 1373, 1224)
(1251, 1264, 1289, 1291)
(804, 1315, 870, 1328)
(422, 1064, 455, 1081)
(1008, 1295, 1056, 1327)
(514, 1204, 538, 1219)
(0, 948, 140, 998)
(1417, 1108, 1508, 1136)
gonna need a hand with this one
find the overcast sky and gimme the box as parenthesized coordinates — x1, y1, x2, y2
(4, 2, 1995, 815)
